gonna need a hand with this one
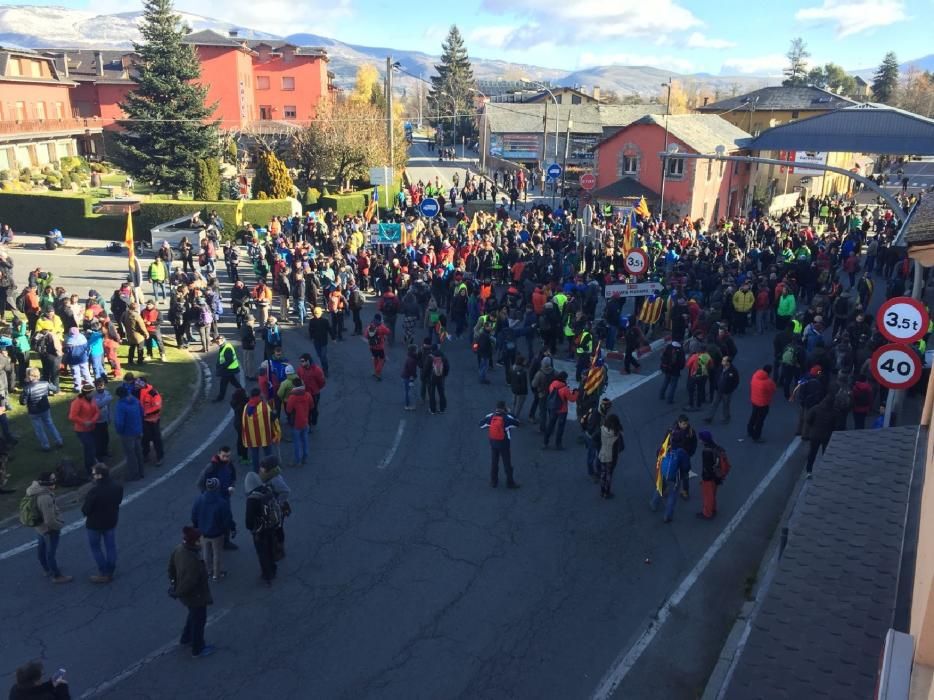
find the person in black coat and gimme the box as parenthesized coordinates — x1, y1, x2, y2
(705, 356, 739, 423)
(8, 660, 70, 700)
(803, 394, 837, 476)
(80, 464, 123, 583)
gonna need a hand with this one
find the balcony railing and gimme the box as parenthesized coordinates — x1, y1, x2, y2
(0, 117, 103, 135)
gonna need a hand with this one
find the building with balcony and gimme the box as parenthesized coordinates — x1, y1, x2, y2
(0, 47, 102, 171)
(42, 49, 137, 128)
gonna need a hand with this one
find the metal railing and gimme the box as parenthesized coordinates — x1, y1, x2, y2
(0, 117, 102, 135)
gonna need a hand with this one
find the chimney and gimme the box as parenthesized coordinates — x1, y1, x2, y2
(94, 51, 104, 77)
(60, 52, 69, 78)
(703, 96, 710, 107)
(592, 86, 601, 101)
(229, 29, 239, 38)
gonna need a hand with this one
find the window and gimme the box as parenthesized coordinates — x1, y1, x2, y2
(8, 58, 20, 77)
(281, 76, 295, 91)
(571, 94, 581, 105)
(259, 105, 273, 120)
(34, 102, 45, 121)
(706, 159, 712, 181)
(30, 60, 41, 78)
(621, 155, 639, 175)
(256, 76, 270, 90)
(54, 102, 64, 119)
(666, 158, 685, 178)
(791, 110, 800, 119)
(283, 105, 297, 119)
(13, 102, 25, 121)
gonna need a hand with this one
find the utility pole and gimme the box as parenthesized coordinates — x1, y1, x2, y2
(561, 117, 573, 205)
(659, 78, 673, 224)
(386, 55, 394, 209)
(540, 100, 548, 186)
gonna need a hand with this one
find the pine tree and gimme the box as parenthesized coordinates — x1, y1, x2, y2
(781, 37, 810, 87)
(192, 157, 220, 200)
(113, 0, 218, 195)
(428, 26, 476, 145)
(251, 151, 293, 199)
(872, 52, 900, 104)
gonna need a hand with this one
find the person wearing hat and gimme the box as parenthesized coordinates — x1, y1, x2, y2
(191, 477, 235, 581)
(25, 471, 72, 583)
(212, 335, 242, 403)
(168, 526, 215, 657)
(68, 384, 101, 476)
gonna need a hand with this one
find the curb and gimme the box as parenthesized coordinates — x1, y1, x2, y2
(0, 355, 206, 531)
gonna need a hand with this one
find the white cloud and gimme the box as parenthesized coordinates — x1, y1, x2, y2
(175, 0, 353, 37)
(686, 32, 735, 49)
(795, 0, 906, 37)
(468, 25, 518, 49)
(720, 54, 787, 76)
(478, 0, 702, 47)
(578, 51, 695, 73)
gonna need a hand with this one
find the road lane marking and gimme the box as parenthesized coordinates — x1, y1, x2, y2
(77, 607, 231, 699)
(376, 419, 406, 470)
(0, 414, 232, 561)
(590, 437, 802, 700)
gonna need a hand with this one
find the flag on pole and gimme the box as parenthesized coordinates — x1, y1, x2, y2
(635, 195, 651, 219)
(235, 197, 245, 226)
(622, 212, 633, 253)
(654, 432, 671, 496)
(583, 342, 606, 396)
(467, 212, 479, 238)
(364, 197, 377, 224)
(124, 211, 135, 269)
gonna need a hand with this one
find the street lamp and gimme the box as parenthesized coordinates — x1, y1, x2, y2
(659, 79, 673, 223)
(521, 78, 559, 191)
(468, 87, 488, 172)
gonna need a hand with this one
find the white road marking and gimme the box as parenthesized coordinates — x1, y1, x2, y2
(590, 437, 802, 700)
(0, 414, 232, 561)
(376, 419, 406, 470)
(77, 607, 231, 699)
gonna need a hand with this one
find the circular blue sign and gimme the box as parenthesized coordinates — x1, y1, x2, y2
(547, 163, 563, 179)
(419, 197, 440, 217)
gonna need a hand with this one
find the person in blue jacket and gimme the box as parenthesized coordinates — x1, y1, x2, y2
(113, 385, 144, 480)
(650, 446, 690, 523)
(191, 478, 235, 581)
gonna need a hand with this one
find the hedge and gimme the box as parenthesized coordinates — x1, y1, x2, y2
(318, 192, 367, 218)
(138, 199, 293, 236)
(0, 192, 127, 240)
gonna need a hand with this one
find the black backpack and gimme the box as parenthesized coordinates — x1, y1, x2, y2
(546, 385, 563, 413)
(250, 485, 283, 532)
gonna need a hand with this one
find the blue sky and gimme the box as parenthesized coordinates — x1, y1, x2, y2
(24, 0, 932, 74)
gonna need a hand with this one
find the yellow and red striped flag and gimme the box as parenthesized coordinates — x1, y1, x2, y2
(622, 214, 633, 253)
(635, 195, 650, 219)
(583, 341, 606, 396)
(654, 432, 671, 495)
(638, 296, 663, 325)
(364, 197, 378, 223)
(124, 211, 135, 269)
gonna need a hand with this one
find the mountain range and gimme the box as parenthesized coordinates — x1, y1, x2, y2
(0, 5, 931, 98)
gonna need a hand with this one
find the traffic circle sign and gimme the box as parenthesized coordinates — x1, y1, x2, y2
(877, 297, 929, 344)
(871, 343, 922, 390)
(623, 249, 648, 276)
(580, 173, 596, 191)
(547, 163, 562, 180)
(419, 197, 440, 218)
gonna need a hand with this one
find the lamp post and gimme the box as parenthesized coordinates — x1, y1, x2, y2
(659, 78, 673, 223)
(561, 117, 573, 207)
(440, 90, 457, 160)
(469, 87, 488, 173)
(521, 78, 559, 188)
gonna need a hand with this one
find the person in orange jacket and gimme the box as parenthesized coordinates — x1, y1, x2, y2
(542, 371, 578, 450)
(68, 384, 101, 475)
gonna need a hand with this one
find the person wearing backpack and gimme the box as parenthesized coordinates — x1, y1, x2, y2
(778, 339, 801, 399)
(167, 526, 215, 657)
(658, 341, 686, 405)
(832, 380, 853, 430)
(24, 471, 72, 583)
(479, 400, 521, 489)
(366, 313, 391, 381)
(530, 354, 555, 430)
(851, 374, 873, 429)
(377, 290, 400, 346)
(650, 446, 689, 523)
(685, 350, 711, 411)
(401, 346, 419, 411)
(697, 431, 728, 519)
(543, 371, 578, 450)
(244, 457, 292, 584)
(423, 344, 450, 414)
(802, 394, 837, 477)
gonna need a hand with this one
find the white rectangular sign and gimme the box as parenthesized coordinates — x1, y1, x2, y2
(793, 151, 828, 175)
(369, 167, 394, 186)
(605, 282, 663, 298)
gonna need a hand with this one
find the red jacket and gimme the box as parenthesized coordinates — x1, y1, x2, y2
(68, 396, 100, 432)
(296, 363, 326, 396)
(749, 369, 777, 407)
(285, 388, 312, 430)
(547, 379, 578, 414)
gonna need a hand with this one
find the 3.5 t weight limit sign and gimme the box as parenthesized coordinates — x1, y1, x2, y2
(871, 343, 922, 390)
(623, 249, 648, 276)
(878, 297, 929, 344)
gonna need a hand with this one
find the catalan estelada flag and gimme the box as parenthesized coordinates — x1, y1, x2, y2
(622, 214, 633, 253)
(654, 431, 671, 495)
(638, 296, 664, 325)
(467, 212, 480, 238)
(364, 197, 378, 223)
(124, 212, 135, 269)
(635, 195, 651, 219)
(583, 341, 606, 396)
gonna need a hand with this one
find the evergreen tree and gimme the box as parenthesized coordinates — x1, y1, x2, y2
(872, 52, 900, 104)
(428, 26, 476, 145)
(192, 157, 220, 200)
(113, 0, 217, 195)
(781, 37, 810, 87)
(252, 151, 293, 199)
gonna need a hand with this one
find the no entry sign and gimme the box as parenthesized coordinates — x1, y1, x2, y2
(871, 343, 922, 390)
(877, 297, 929, 344)
(623, 249, 648, 276)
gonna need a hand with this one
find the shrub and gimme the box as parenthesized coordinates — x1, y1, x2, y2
(59, 156, 89, 174)
(192, 158, 220, 201)
(137, 199, 292, 239)
(252, 151, 292, 200)
(0, 192, 127, 239)
(303, 187, 320, 208)
(44, 174, 61, 188)
(318, 191, 366, 218)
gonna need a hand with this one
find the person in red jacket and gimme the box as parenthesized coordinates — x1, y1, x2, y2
(284, 379, 312, 466)
(296, 353, 326, 427)
(69, 384, 101, 475)
(366, 314, 391, 380)
(851, 374, 873, 429)
(746, 364, 777, 442)
(542, 371, 578, 450)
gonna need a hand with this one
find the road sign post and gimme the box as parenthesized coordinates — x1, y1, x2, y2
(580, 173, 596, 191)
(419, 197, 440, 218)
(547, 163, 562, 181)
(623, 249, 649, 276)
(877, 297, 929, 344)
(874, 298, 929, 427)
(871, 343, 922, 391)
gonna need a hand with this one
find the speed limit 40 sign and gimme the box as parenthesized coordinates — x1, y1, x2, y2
(871, 343, 922, 390)
(877, 297, 929, 344)
(623, 249, 648, 276)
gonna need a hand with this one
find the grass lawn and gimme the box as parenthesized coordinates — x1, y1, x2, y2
(0, 343, 198, 519)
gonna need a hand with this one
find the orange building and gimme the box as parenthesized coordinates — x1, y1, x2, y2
(250, 41, 329, 122)
(44, 50, 136, 128)
(0, 47, 103, 171)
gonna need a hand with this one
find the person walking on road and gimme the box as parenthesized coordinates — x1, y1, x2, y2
(705, 356, 739, 423)
(697, 431, 729, 520)
(401, 346, 418, 411)
(25, 471, 72, 583)
(244, 456, 292, 584)
(114, 385, 144, 480)
(543, 371, 578, 450)
(597, 414, 623, 499)
(284, 379, 312, 465)
(168, 526, 215, 658)
(747, 365, 777, 442)
(307, 307, 331, 376)
(803, 394, 837, 477)
(135, 377, 164, 468)
(366, 314, 391, 381)
(479, 400, 521, 489)
(669, 415, 698, 500)
(82, 464, 123, 583)
(650, 445, 689, 523)
(212, 336, 242, 402)
(241, 388, 280, 471)
(424, 344, 450, 414)
(658, 341, 685, 404)
(196, 446, 238, 549)
(191, 478, 236, 581)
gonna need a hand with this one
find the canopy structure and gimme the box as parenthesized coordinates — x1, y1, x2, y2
(748, 103, 934, 155)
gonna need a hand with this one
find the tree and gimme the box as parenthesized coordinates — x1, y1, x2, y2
(252, 151, 293, 199)
(428, 25, 476, 145)
(782, 37, 810, 87)
(113, 0, 217, 195)
(349, 64, 386, 112)
(899, 67, 934, 118)
(873, 52, 900, 104)
(805, 62, 858, 96)
(192, 157, 220, 200)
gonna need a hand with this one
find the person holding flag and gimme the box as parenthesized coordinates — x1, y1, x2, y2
(635, 195, 651, 220)
(650, 427, 690, 523)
